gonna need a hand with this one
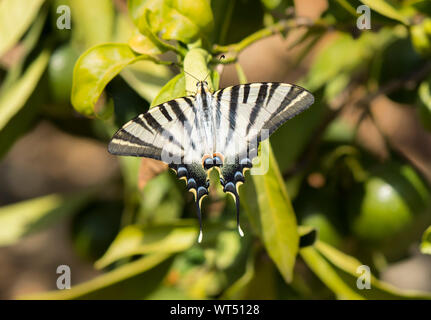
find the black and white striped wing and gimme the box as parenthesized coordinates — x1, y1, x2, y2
(108, 97, 210, 242)
(108, 97, 201, 162)
(213, 82, 314, 160)
(212, 83, 314, 234)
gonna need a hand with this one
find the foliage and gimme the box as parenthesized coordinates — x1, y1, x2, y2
(1, 0, 431, 300)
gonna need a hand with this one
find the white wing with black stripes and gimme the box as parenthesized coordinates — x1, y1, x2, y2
(108, 81, 314, 242)
(209, 82, 314, 239)
(108, 97, 203, 162)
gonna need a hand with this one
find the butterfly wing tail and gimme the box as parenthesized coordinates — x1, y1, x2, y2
(171, 163, 209, 243)
(220, 157, 252, 237)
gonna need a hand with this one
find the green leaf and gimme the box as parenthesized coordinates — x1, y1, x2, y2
(95, 220, 198, 269)
(128, 29, 162, 55)
(22, 253, 173, 299)
(360, 0, 410, 25)
(241, 143, 299, 283)
(0, 49, 50, 131)
(131, 0, 213, 44)
(418, 77, 431, 131)
(120, 59, 172, 103)
(71, 43, 148, 117)
(183, 48, 214, 92)
(0, 0, 45, 57)
(420, 225, 431, 255)
(300, 246, 364, 300)
(302, 29, 400, 93)
(160, 0, 214, 44)
(315, 241, 431, 299)
(70, 0, 115, 47)
(0, 193, 90, 246)
(151, 73, 186, 107)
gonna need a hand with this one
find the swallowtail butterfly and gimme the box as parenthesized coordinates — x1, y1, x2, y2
(108, 80, 314, 242)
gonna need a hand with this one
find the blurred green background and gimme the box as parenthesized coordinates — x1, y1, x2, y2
(1, 0, 431, 300)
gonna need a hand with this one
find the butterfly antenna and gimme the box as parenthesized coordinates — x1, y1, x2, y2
(196, 201, 204, 243)
(183, 69, 201, 83)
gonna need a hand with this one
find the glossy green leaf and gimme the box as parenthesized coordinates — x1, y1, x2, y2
(421, 225, 431, 255)
(96, 222, 196, 269)
(96, 220, 227, 269)
(300, 246, 364, 300)
(151, 73, 186, 107)
(184, 48, 214, 92)
(160, 0, 214, 43)
(0, 0, 45, 57)
(241, 143, 299, 283)
(0, 5, 47, 93)
(360, 0, 410, 25)
(315, 241, 431, 299)
(71, 43, 149, 117)
(0, 193, 89, 246)
(22, 253, 173, 299)
(128, 29, 162, 55)
(70, 0, 115, 47)
(0, 49, 50, 130)
(120, 59, 172, 103)
(131, 0, 213, 44)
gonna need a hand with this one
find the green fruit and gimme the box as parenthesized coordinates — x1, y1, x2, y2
(302, 213, 342, 247)
(47, 44, 79, 104)
(295, 186, 343, 247)
(350, 163, 430, 243)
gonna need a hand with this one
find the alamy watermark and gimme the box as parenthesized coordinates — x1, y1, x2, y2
(357, 5, 371, 30)
(56, 265, 71, 290)
(56, 5, 71, 30)
(356, 265, 371, 290)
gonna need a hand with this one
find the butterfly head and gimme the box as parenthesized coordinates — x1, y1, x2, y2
(196, 80, 210, 94)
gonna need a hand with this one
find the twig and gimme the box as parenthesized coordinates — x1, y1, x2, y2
(211, 17, 325, 64)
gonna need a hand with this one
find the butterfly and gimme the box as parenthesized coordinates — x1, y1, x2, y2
(108, 80, 314, 242)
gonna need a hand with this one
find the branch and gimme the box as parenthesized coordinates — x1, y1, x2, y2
(211, 17, 325, 64)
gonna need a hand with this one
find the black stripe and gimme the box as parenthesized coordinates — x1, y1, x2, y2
(266, 83, 280, 107)
(144, 108, 184, 150)
(159, 104, 173, 121)
(274, 85, 302, 115)
(168, 98, 195, 150)
(116, 129, 158, 149)
(215, 89, 224, 130)
(246, 83, 268, 134)
(242, 84, 250, 103)
(224, 86, 240, 148)
(143, 113, 162, 132)
(262, 86, 309, 135)
(169, 99, 186, 125)
(201, 84, 208, 112)
(133, 116, 153, 133)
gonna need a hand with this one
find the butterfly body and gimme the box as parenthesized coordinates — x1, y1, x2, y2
(109, 80, 314, 242)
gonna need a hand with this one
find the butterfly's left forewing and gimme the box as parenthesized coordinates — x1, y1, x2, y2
(108, 96, 209, 242)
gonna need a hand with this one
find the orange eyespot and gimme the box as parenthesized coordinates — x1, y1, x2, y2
(213, 152, 224, 163)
